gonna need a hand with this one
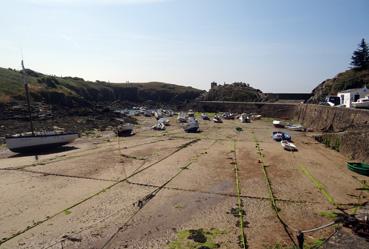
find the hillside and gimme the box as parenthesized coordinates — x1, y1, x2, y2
(201, 82, 266, 102)
(308, 68, 369, 103)
(0, 67, 204, 107)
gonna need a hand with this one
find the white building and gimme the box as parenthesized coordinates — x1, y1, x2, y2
(337, 86, 369, 108)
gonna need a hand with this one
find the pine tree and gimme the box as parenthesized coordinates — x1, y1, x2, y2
(351, 38, 369, 70)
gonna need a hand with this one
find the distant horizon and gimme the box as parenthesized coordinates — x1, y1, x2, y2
(1, 0, 369, 92)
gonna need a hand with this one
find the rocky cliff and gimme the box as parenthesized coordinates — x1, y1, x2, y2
(308, 68, 369, 103)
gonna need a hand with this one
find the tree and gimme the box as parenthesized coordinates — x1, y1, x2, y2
(351, 38, 369, 70)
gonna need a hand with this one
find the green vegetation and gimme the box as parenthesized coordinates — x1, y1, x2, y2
(168, 228, 225, 249)
(319, 210, 337, 219)
(351, 38, 369, 70)
(202, 82, 266, 102)
(315, 134, 341, 152)
(266, 239, 324, 249)
(308, 39, 369, 103)
(0, 67, 204, 105)
(298, 164, 336, 206)
(63, 209, 72, 215)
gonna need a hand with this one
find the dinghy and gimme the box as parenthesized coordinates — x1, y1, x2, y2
(281, 140, 297, 151)
(239, 113, 250, 123)
(152, 122, 166, 130)
(251, 114, 262, 120)
(177, 112, 187, 123)
(201, 113, 210, 120)
(158, 118, 170, 126)
(273, 120, 287, 128)
(115, 123, 134, 137)
(213, 115, 223, 123)
(286, 124, 305, 132)
(183, 117, 199, 133)
(5, 60, 79, 153)
(187, 109, 195, 117)
(347, 162, 369, 176)
(272, 131, 291, 141)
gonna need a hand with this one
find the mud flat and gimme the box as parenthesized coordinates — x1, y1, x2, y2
(0, 116, 368, 249)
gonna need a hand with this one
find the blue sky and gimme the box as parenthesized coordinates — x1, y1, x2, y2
(1, 0, 368, 92)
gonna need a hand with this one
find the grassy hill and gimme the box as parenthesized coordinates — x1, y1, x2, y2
(201, 82, 266, 102)
(308, 68, 369, 103)
(0, 67, 204, 106)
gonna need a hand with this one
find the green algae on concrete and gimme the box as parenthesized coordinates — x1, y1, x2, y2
(168, 228, 226, 249)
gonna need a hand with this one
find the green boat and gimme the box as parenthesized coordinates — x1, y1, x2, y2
(347, 162, 369, 176)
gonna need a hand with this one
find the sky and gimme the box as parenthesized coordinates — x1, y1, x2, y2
(1, 0, 369, 92)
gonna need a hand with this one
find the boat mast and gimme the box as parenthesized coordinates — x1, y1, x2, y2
(21, 60, 35, 135)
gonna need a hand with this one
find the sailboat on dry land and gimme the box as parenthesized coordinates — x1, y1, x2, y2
(5, 61, 79, 153)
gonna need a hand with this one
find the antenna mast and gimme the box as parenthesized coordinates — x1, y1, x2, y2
(21, 60, 35, 135)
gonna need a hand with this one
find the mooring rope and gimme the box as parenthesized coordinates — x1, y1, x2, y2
(232, 140, 248, 249)
(100, 139, 217, 249)
(252, 129, 345, 248)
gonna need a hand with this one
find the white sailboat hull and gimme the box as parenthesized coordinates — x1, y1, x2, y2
(6, 133, 79, 153)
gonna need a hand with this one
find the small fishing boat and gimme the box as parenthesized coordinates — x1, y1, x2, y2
(187, 109, 195, 117)
(281, 140, 297, 151)
(347, 162, 369, 176)
(152, 122, 166, 131)
(183, 117, 199, 133)
(213, 115, 223, 123)
(286, 124, 305, 132)
(239, 113, 250, 123)
(143, 110, 153, 117)
(158, 118, 170, 126)
(6, 132, 79, 153)
(154, 110, 163, 120)
(201, 113, 210, 120)
(352, 96, 369, 109)
(115, 123, 134, 137)
(251, 114, 262, 120)
(5, 60, 79, 153)
(177, 112, 187, 123)
(223, 112, 235, 120)
(273, 120, 287, 128)
(272, 131, 291, 141)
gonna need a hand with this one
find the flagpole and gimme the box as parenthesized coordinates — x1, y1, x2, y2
(21, 60, 35, 136)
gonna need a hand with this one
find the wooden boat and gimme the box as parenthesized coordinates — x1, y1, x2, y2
(5, 60, 79, 153)
(281, 140, 297, 151)
(347, 162, 369, 176)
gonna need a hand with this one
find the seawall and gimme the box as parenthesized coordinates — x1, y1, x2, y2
(195, 101, 369, 163)
(196, 101, 297, 119)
